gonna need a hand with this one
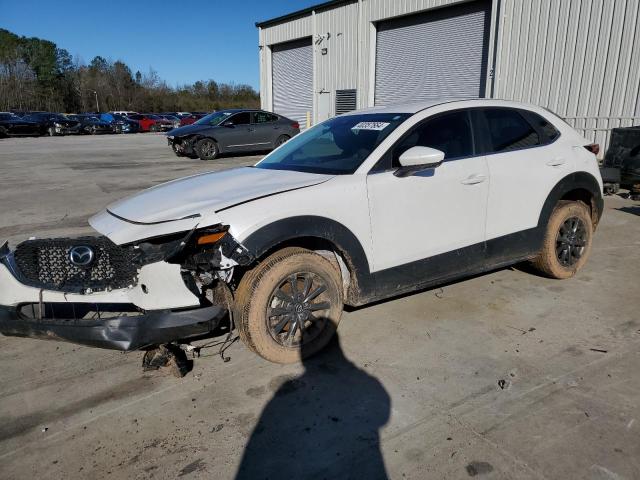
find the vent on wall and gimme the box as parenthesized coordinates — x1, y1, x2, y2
(335, 89, 357, 115)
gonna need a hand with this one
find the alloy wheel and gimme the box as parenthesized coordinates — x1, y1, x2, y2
(266, 272, 331, 348)
(555, 216, 587, 266)
(200, 141, 217, 158)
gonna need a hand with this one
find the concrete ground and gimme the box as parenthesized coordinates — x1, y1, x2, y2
(0, 134, 638, 480)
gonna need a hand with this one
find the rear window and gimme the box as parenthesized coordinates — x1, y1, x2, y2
(254, 112, 278, 123)
(483, 108, 540, 153)
(521, 110, 560, 144)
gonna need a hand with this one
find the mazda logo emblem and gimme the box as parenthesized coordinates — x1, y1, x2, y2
(68, 245, 94, 267)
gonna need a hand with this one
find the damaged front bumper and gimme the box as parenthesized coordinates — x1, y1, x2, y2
(0, 240, 226, 351)
(167, 136, 195, 156)
(0, 303, 224, 351)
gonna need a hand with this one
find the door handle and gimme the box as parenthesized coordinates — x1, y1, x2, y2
(461, 174, 486, 185)
(546, 157, 566, 167)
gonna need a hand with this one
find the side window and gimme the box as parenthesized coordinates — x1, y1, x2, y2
(484, 108, 540, 153)
(254, 112, 278, 123)
(229, 112, 251, 125)
(393, 110, 474, 166)
(521, 110, 560, 144)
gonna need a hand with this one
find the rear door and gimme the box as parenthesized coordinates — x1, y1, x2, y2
(478, 107, 569, 241)
(251, 111, 280, 148)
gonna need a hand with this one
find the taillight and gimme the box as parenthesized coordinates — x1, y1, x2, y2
(584, 143, 600, 155)
(291, 122, 300, 129)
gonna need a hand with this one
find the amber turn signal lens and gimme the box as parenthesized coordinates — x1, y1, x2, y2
(196, 231, 227, 245)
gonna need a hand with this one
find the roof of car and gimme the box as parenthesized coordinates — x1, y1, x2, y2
(342, 98, 539, 115)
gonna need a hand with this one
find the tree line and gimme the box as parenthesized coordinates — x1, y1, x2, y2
(0, 28, 260, 113)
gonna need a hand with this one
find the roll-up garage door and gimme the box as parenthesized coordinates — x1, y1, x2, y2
(271, 38, 313, 127)
(374, 0, 491, 106)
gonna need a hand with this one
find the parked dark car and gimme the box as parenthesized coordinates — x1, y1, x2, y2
(99, 113, 140, 133)
(0, 112, 45, 137)
(67, 114, 114, 134)
(22, 112, 80, 136)
(167, 109, 300, 160)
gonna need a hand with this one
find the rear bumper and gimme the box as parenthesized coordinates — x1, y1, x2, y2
(0, 304, 225, 351)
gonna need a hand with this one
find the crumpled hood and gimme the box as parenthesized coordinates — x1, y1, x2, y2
(103, 167, 333, 224)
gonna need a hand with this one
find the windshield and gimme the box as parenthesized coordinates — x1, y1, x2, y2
(255, 113, 410, 175)
(195, 111, 231, 126)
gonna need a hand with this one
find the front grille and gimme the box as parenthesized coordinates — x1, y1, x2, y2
(13, 237, 139, 293)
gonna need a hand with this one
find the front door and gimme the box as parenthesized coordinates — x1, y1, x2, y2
(220, 112, 254, 151)
(366, 110, 490, 290)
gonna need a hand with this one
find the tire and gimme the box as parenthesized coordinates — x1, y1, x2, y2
(48, 126, 56, 136)
(0, 127, 7, 138)
(149, 124, 159, 132)
(194, 138, 219, 160)
(235, 247, 343, 364)
(531, 200, 593, 279)
(274, 135, 290, 148)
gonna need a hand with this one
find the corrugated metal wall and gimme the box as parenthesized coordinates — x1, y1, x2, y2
(259, 0, 640, 148)
(493, 0, 640, 151)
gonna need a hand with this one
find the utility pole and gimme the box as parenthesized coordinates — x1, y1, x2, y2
(92, 90, 100, 112)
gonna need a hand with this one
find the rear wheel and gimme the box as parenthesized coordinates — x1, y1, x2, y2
(195, 138, 219, 160)
(531, 200, 593, 279)
(274, 134, 290, 147)
(235, 247, 343, 364)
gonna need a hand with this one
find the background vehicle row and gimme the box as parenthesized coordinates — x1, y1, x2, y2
(0, 110, 212, 137)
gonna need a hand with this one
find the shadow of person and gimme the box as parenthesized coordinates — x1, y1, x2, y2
(235, 333, 391, 480)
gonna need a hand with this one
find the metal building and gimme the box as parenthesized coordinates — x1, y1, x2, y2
(257, 0, 640, 151)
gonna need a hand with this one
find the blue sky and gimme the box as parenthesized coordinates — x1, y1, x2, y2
(0, 0, 321, 89)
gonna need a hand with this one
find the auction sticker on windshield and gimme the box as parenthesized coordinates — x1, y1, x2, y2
(351, 121, 390, 131)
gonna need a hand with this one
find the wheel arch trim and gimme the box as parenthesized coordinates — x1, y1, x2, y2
(241, 216, 373, 305)
(538, 172, 604, 229)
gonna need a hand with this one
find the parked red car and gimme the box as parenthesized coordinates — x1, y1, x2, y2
(179, 113, 207, 127)
(127, 114, 172, 132)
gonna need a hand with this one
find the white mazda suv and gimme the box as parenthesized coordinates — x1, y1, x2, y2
(0, 99, 603, 364)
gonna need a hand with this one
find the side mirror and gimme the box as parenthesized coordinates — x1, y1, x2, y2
(395, 146, 445, 177)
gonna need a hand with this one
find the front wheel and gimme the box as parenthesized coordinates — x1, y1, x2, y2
(531, 200, 593, 279)
(194, 138, 219, 160)
(48, 126, 56, 136)
(235, 247, 343, 364)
